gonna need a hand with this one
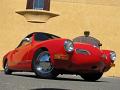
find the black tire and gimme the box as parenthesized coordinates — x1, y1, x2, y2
(80, 72, 103, 81)
(4, 61, 12, 75)
(32, 50, 59, 79)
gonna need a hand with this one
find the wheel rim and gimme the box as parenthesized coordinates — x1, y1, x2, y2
(4, 63, 8, 72)
(35, 52, 53, 74)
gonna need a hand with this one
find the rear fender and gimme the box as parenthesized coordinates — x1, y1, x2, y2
(3, 51, 13, 68)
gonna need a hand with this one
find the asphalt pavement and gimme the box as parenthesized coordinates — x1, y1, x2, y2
(0, 71, 120, 90)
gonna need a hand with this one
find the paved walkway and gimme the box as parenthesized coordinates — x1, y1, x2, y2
(0, 72, 120, 90)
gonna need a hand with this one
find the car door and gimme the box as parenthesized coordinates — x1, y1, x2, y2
(10, 38, 32, 70)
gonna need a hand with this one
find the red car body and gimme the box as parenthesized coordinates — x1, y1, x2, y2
(3, 32, 116, 81)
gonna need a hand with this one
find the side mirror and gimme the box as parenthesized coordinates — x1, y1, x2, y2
(23, 38, 30, 42)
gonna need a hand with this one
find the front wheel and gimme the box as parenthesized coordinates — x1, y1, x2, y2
(80, 72, 103, 81)
(32, 50, 59, 79)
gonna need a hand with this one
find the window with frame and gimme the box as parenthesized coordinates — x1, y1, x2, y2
(26, 0, 50, 11)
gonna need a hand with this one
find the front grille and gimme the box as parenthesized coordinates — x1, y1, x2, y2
(76, 49, 91, 55)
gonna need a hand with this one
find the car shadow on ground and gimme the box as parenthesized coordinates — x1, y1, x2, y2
(30, 88, 70, 90)
(11, 73, 107, 82)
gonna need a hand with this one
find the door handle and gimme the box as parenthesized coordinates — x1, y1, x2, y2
(15, 49, 18, 52)
(16, 50, 18, 52)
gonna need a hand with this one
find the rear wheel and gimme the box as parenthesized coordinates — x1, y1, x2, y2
(4, 61, 12, 75)
(80, 72, 103, 81)
(32, 50, 58, 79)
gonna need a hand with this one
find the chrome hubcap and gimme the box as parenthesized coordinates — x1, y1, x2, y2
(35, 52, 53, 73)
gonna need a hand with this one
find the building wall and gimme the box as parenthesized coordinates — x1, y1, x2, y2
(0, 0, 120, 76)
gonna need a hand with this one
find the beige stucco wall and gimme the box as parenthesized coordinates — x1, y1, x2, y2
(0, 0, 120, 77)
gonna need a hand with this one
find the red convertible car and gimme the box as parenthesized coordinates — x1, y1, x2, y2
(3, 32, 116, 81)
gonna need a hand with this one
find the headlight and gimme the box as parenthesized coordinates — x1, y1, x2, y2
(110, 51, 116, 61)
(64, 40, 74, 52)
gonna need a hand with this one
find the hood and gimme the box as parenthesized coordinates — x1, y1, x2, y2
(73, 42, 102, 56)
